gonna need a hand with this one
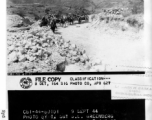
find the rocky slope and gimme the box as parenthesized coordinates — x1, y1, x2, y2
(7, 22, 91, 72)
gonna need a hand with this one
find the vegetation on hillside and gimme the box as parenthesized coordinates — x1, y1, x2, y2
(7, 0, 144, 31)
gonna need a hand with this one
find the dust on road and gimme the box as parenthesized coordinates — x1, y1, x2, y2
(58, 22, 146, 70)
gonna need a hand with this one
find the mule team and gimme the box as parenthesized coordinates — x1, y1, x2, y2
(40, 13, 89, 33)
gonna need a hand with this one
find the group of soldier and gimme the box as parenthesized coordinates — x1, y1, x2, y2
(39, 10, 89, 33)
(102, 8, 126, 15)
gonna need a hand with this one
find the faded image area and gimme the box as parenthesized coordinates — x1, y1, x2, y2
(7, 0, 145, 73)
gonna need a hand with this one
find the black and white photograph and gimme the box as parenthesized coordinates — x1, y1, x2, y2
(6, 0, 147, 73)
(3, 0, 152, 120)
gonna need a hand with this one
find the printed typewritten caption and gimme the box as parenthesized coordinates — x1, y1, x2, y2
(22, 109, 115, 120)
(35, 77, 111, 86)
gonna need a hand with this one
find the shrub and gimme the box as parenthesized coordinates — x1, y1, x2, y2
(122, 11, 132, 18)
(127, 18, 138, 27)
(15, 10, 26, 18)
(32, 13, 41, 21)
(126, 14, 144, 29)
(132, 3, 144, 14)
(22, 18, 32, 27)
(45, 8, 50, 14)
(28, 11, 33, 14)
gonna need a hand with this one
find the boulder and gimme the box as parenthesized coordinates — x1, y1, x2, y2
(28, 56, 36, 62)
(42, 43, 48, 48)
(37, 49, 44, 57)
(51, 52, 65, 63)
(8, 45, 15, 53)
(59, 39, 64, 44)
(50, 52, 67, 72)
(41, 38, 47, 43)
(80, 57, 86, 63)
(27, 34, 33, 39)
(69, 44, 76, 50)
(8, 51, 18, 63)
(63, 42, 69, 48)
(72, 56, 80, 62)
(66, 53, 71, 58)
(19, 47, 27, 54)
(31, 41, 37, 46)
(32, 46, 38, 53)
(25, 44, 30, 49)
(60, 51, 67, 56)
(70, 50, 77, 56)
(19, 55, 27, 62)
(82, 53, 89, 61)
(15, 43, 20, 47)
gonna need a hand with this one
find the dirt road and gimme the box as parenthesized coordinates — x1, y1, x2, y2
(57, 22, 148, 71)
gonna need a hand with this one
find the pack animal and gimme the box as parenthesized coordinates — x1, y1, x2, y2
(49, 19, 57, 33)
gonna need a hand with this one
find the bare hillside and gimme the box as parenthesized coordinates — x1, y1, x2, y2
(8, 0, 144, 9)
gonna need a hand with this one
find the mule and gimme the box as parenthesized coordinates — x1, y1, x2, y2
(67, 15, 74, 25)
(40, 16, 49, 27)
(50, 19, 57, 33)
(60, 15, 67, 27)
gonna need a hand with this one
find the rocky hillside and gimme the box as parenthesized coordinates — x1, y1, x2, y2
(7, 23, 91, 72)
(7, 0, 144, 73)
(7, 0, 144, 10)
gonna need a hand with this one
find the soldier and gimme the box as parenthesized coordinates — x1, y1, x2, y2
(40, 16, 48, 27)
(49, 18, 57, 33)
